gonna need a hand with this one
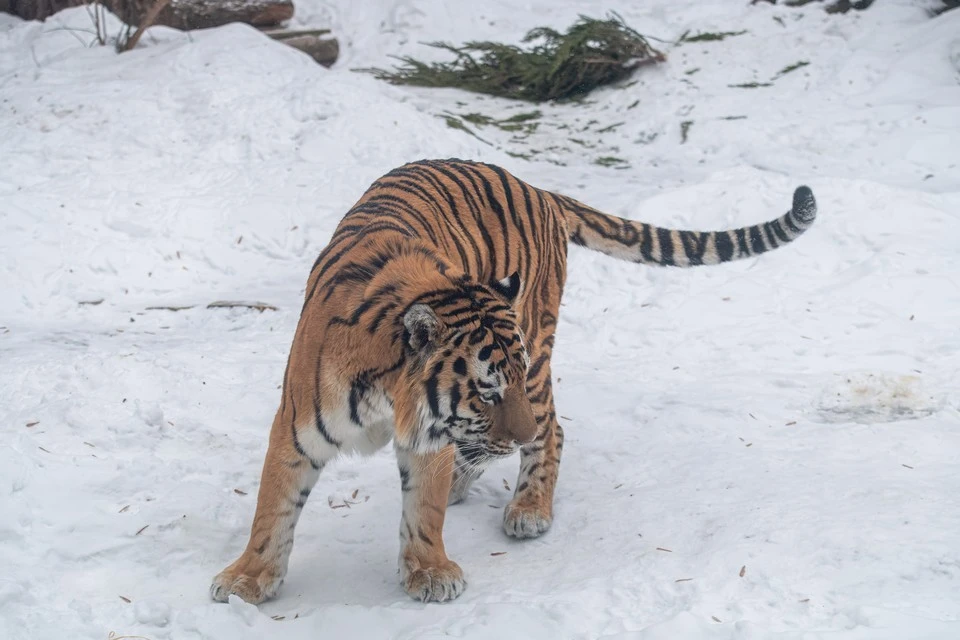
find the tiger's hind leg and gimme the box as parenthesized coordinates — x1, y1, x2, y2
(503, 371, 564, 539)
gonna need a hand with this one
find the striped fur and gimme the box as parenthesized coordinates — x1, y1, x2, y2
(211, 159, 817, 604)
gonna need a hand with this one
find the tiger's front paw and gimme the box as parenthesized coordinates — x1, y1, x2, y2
(401, 557, 466, 603)
(210, 554, 285, 604)
(503, 497, 552, 539)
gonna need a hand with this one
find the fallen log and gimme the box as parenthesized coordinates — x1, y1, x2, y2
(206, 300, 278, 312)
(5, 0, 291, 26)
(260, 27, 330, 39)
(261, 28, 339, 67)
(109, 0, 293, 30)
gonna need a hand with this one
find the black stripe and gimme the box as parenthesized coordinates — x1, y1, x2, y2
(349, 377, 367, 427)
(784, 212, 802, 234)
(348, 202, 421, 236)
(762, 221, 781, 249)
(285, 362, 323, 470)
(715, 231, 735, 262)
(449, 381, 462, 417)
(458, 440, 487, 465)
(679, 231, 709, 266)
(314, 356, 342, 448)
(488, 164, 523, 227)
(290, 423, 321, 470)
(639, 223, 654, 262)
(302, 234, 368, 310)
(656, 228, 675, 265)
(426, 361, 444, 416)
(329, 297, 376, 328)
(769, 218, 791, 244)
(379, 171, 447, 216)
(528, 352, 550, 381)
(734, 228, 750, 257)
(466, 164, 511, 274)
(438, 162, 494, 274)
(321, 255, 388, 303)
(368, 301, 398, 334)
(748, 225, 767, 254)
(430, 163, 481, 273)
(360, 193, 439, 243)
(404, 166, 474, 269)
(516, 180, 540, 286)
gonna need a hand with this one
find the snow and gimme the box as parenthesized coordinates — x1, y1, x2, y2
(1, 1, 959, 638)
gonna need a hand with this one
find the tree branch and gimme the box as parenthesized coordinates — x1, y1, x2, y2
(118, 0, 170, 52)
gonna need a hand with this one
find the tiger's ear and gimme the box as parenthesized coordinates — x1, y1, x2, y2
(403, 304, 439, 353)
(490, 271, 522, 304)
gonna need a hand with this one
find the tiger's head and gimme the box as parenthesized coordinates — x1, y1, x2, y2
(393, 272, 537, 458)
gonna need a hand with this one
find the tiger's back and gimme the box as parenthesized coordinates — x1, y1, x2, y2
(310, 159, 572, 331)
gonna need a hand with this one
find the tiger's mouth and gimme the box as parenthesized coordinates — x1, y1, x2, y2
(453, 438, 518, 461)
(483, 443, 519, 457)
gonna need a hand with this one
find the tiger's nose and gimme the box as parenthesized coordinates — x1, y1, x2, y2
(497, 386, 538, 445)
(486, 384, 539, 448)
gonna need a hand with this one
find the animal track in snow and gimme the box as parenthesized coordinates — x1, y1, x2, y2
(816, 372, 941, 424)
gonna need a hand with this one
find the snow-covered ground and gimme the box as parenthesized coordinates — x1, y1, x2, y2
(2, 1, 959, 638)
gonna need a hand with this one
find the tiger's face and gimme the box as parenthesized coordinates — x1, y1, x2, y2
(396, 273, 537, 458)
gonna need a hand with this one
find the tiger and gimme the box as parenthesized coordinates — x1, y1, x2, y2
(210, 158, 817, 604)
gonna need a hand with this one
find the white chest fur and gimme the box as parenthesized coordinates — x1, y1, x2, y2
(295, 383, 395, 460)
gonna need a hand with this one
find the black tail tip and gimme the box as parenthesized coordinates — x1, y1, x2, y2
(792, 185, 817, 224)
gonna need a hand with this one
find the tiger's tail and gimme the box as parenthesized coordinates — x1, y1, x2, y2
(557, 186, 817, 267)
